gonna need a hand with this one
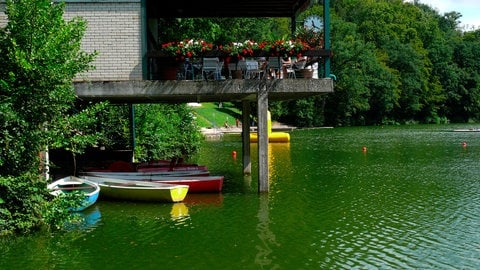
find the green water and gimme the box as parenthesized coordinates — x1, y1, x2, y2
(1, 125, 479, 269)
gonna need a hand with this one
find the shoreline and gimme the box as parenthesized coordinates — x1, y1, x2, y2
(200, 122, 296, 136)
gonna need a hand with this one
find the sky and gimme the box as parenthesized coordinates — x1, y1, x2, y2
(410, 0, 480, 30)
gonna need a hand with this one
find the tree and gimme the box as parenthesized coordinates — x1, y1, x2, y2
(133, 104, 203, 162)
(0, 0, 98, 235)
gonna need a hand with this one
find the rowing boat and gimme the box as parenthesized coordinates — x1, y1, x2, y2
(81, 176, 189, 202)
(47, 176, 100, 211)
(84, 174, 223, 193)
(150, 175, 223, 193)
(136, 160, 208, 172)
(81, 169, 210, 178)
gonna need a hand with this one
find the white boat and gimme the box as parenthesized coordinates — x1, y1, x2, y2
(47, 176, 100, 211)
(85, 174, 223, 193)
(453, 128, 480, 132)
(81, 176, 189, 202)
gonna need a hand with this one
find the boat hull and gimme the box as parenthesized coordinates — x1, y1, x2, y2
(83, 173, 223, 193)
(82, 176, 189, 202)
(82, 170, 210, 178)
(48, 176, 100, 211)
(151, 176, 223, 193)
(137, 165, 208, 172)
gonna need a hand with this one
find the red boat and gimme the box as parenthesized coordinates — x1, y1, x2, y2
(137, 164, 209, 172)
(82, 169, 211, 178)
(151, 175, 223, 193)
(136, 159, 208, 172)
(85, 160, 208, 172)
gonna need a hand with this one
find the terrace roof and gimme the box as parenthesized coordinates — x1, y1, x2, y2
(148, 0, 313, 18)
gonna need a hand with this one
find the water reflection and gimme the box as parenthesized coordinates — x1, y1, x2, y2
(243, 174, 253, 190)
(95, 200, 193, 228)
(170, 203, 190, 224)
(267, 143, 293, 195)
(268, 142, 292, 181)
(65, 206, 102, 231)
(255, 194, 279, 269)
(183, 193, 224, 206)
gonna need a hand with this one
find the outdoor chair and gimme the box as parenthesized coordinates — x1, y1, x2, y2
(245, 59, 265, 79)
(202, 57, 222, 80)
(267, 57, 282, 79)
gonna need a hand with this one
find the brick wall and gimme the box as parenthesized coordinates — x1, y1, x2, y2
(0, 3, 6, 27)
(0, 0, 143, 81)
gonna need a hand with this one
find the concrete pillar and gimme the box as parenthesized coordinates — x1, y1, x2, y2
(242, 100, 251, 174)
(257, 84, 269, 193)
(129, 104, 136, 162)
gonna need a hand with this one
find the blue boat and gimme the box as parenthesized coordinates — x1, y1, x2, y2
(48, 176, 100, 211)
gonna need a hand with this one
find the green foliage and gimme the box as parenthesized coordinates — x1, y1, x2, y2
(91, 103, 204, 163)
(156, 17, 287, 46)
(96, 104, 132, 150)
(0, 173, 52, 235)
(0, 0, 98, 176)
(50, 102, 108, 155)
(321, 0, 480, 126)
(49, 102, 109, 174)
(0, 0, 97, 235)
(0, 102, 41, 175)
(133, 104, 203, 162)
(41, 190, 84, 231)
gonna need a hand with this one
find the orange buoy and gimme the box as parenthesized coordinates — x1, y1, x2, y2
(232, 150, 237, 159)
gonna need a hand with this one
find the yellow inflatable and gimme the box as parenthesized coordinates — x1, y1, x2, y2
(250, 111, 290, 143)
(250, 132, 290, 142)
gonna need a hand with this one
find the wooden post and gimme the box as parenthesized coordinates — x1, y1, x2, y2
(257, 84, 269, 193)
(242, 100, 251, 174)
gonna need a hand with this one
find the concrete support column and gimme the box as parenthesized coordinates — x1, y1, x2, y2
(129, 104, 136, 162)
(242, 100, 251, 174)
(257, 84, 269, 193)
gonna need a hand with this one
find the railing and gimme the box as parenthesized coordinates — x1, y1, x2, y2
(146, 49, 332, 80)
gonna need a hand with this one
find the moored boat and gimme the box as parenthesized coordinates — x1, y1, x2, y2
(453, 128, 480, 132)
(81, 176, 189, 202)
(81, 169, 210, 178)
(84, 174, 223, 193)
(150, 175, 223, 193)
(84, 160, 209, 173)
(137, 164, 209, 172)
(47, 176, 100, 212)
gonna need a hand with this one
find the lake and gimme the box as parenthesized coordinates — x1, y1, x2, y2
(1, 125, 479, 269)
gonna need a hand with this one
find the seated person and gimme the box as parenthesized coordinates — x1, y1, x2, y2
(292, 56, 307, 69)
(281, 57, 292, 78)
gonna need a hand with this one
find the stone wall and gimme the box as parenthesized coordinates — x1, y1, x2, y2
(0, 0, 143, 81)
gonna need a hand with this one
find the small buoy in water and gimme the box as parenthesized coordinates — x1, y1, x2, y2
(362, 146, 367, 152)
(232, 150, 237, 159)
(462, 142, 467, 148)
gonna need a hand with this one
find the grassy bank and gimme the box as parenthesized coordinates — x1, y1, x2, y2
(191, 102, 242, 128)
